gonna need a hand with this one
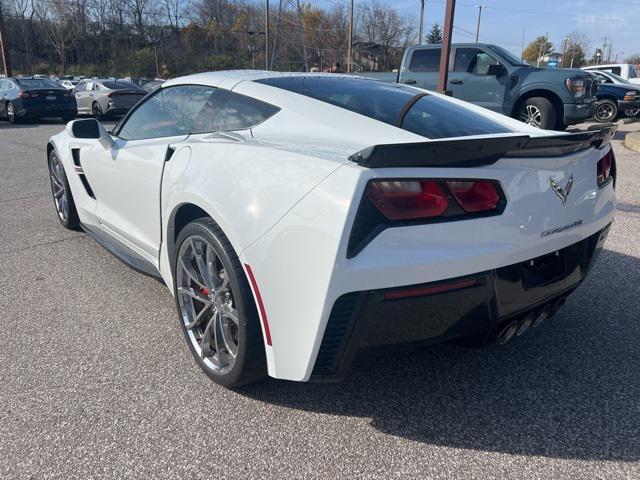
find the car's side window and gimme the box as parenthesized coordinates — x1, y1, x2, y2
(75, 82, 86, 92)
(0, 80, 7, 90)
(117, 85, 215, 141)
(409, 48, 441, 72)
(191, 89, 280, 134)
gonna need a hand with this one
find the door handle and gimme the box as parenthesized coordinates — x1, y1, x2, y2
(449, 79, 463, 84)
(403, 79, 417, 85)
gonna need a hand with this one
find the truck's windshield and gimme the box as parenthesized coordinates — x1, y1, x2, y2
(487, 45, 530, 67)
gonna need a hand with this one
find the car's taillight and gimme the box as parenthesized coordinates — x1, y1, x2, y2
(446, 180, 500, 213)
(367, 180, 449, 220)
(349, 178, 505, 258)
(19, 91, 30, 98)
(597, 150, 613, 187)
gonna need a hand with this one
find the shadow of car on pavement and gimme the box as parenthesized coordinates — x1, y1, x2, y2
(240, 248, 640, 462)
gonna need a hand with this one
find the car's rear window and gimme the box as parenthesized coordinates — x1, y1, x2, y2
(16, 78, 61, 89)
(102, 81, 138, 90)
(255, 76, 511, 139)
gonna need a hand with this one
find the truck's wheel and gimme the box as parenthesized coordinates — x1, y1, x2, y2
(517, 97, 556, 130)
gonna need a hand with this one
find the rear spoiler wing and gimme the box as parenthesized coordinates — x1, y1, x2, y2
(348, 124, 617, 168)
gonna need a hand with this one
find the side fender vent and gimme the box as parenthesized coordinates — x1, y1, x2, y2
(71, 148, 96, 199)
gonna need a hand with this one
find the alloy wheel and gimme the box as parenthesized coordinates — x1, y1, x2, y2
(49, 155, 68, 222)
(519, 105, 542, 128)
(7, 103, 15, 122)
(595, 103, 616, 122)
(93, 103, 103, 119)
(624, 108, 640, 118)
(176, 235, 239, 374)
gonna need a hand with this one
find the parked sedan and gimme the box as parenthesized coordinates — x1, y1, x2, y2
(589, 70, 640, 117)
(74, 79, 147, 119)
(592, 78, 640, 122)
(0, 77, 77, 123)
(46, 72, 615, 387)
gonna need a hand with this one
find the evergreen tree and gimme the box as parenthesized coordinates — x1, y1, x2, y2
(426, 23, 443, 44)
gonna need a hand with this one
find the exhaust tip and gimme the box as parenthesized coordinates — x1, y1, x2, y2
(532, 305, 553, 328)
(516, 311, 537, 336)
(496, 321, 519, 345)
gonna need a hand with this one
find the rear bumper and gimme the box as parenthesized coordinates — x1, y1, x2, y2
(311, 224, 611, 381)
(563, 101, 596, 125)
(14, 99, 77, 118)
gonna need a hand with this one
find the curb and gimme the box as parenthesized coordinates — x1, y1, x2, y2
(624, 131, 640, 152)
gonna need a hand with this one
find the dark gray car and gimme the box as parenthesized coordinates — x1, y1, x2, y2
(74, 79, 147, 119)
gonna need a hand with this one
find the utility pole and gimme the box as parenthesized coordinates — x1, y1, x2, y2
(536, 32, 548, 68)
(607, 41, 613, 64)
(521, 28, 525, 59)
(474, 5, 483, 43)
(418, 0, 425, 44)
(561, 37, 568, 68)
(265, 0, 269, 70)
(438, 0, 456, 94)
(347, 0, 353, 72)
(601, 37, 608, 65)
(0, 0, 13, 78)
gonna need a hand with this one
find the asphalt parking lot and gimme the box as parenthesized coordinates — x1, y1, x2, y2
(1, 120, 639, 479)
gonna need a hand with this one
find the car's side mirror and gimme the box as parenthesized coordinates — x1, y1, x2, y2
(487, 64, 506, 76)
(67, 118, 114, 149)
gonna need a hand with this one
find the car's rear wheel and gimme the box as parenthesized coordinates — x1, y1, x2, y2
(6, 102, 18, 124)
(48, 150, 79, 229)
(92, 102, 104, 120)
(173, 218, 266, 387)
(594, 99, 618, 122)
(517, 97, 556, 130)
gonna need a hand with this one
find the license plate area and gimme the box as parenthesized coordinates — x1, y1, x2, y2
(523, 250, 565, 289)
(46, 96, 57, 101)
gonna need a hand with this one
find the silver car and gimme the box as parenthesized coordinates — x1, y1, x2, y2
(74, 79, 147, 119)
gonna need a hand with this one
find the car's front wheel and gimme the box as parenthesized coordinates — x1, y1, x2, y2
(48, 150, 79, 229)
(594, 99, 618, 122)
(173, 218, 266, 387)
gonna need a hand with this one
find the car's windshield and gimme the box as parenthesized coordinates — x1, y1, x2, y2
(487, 45, 530, 67)
(607, 72, 630, 83)
(256, 76, 512, 139)
(102, 81, 138, 90)
(16, 78, 61, 89)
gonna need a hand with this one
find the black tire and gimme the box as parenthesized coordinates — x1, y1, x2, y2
(48, 149, 80, 230)
(594, 99, 618, 123)
(92, 101, 104, 120)
(6, 102, 19, 124)
(173, 218, 267, 387)
(517, 97, 557, 130)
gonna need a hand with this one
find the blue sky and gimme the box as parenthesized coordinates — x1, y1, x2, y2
(316, 0, 640, 61)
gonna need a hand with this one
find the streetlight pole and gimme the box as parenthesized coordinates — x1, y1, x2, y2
(474, 5, 483, 43)
(438, 0, 456, 94)
(419, 0, 425, 44)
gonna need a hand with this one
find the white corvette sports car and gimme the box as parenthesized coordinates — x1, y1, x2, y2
(47, 71, 616, 386)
